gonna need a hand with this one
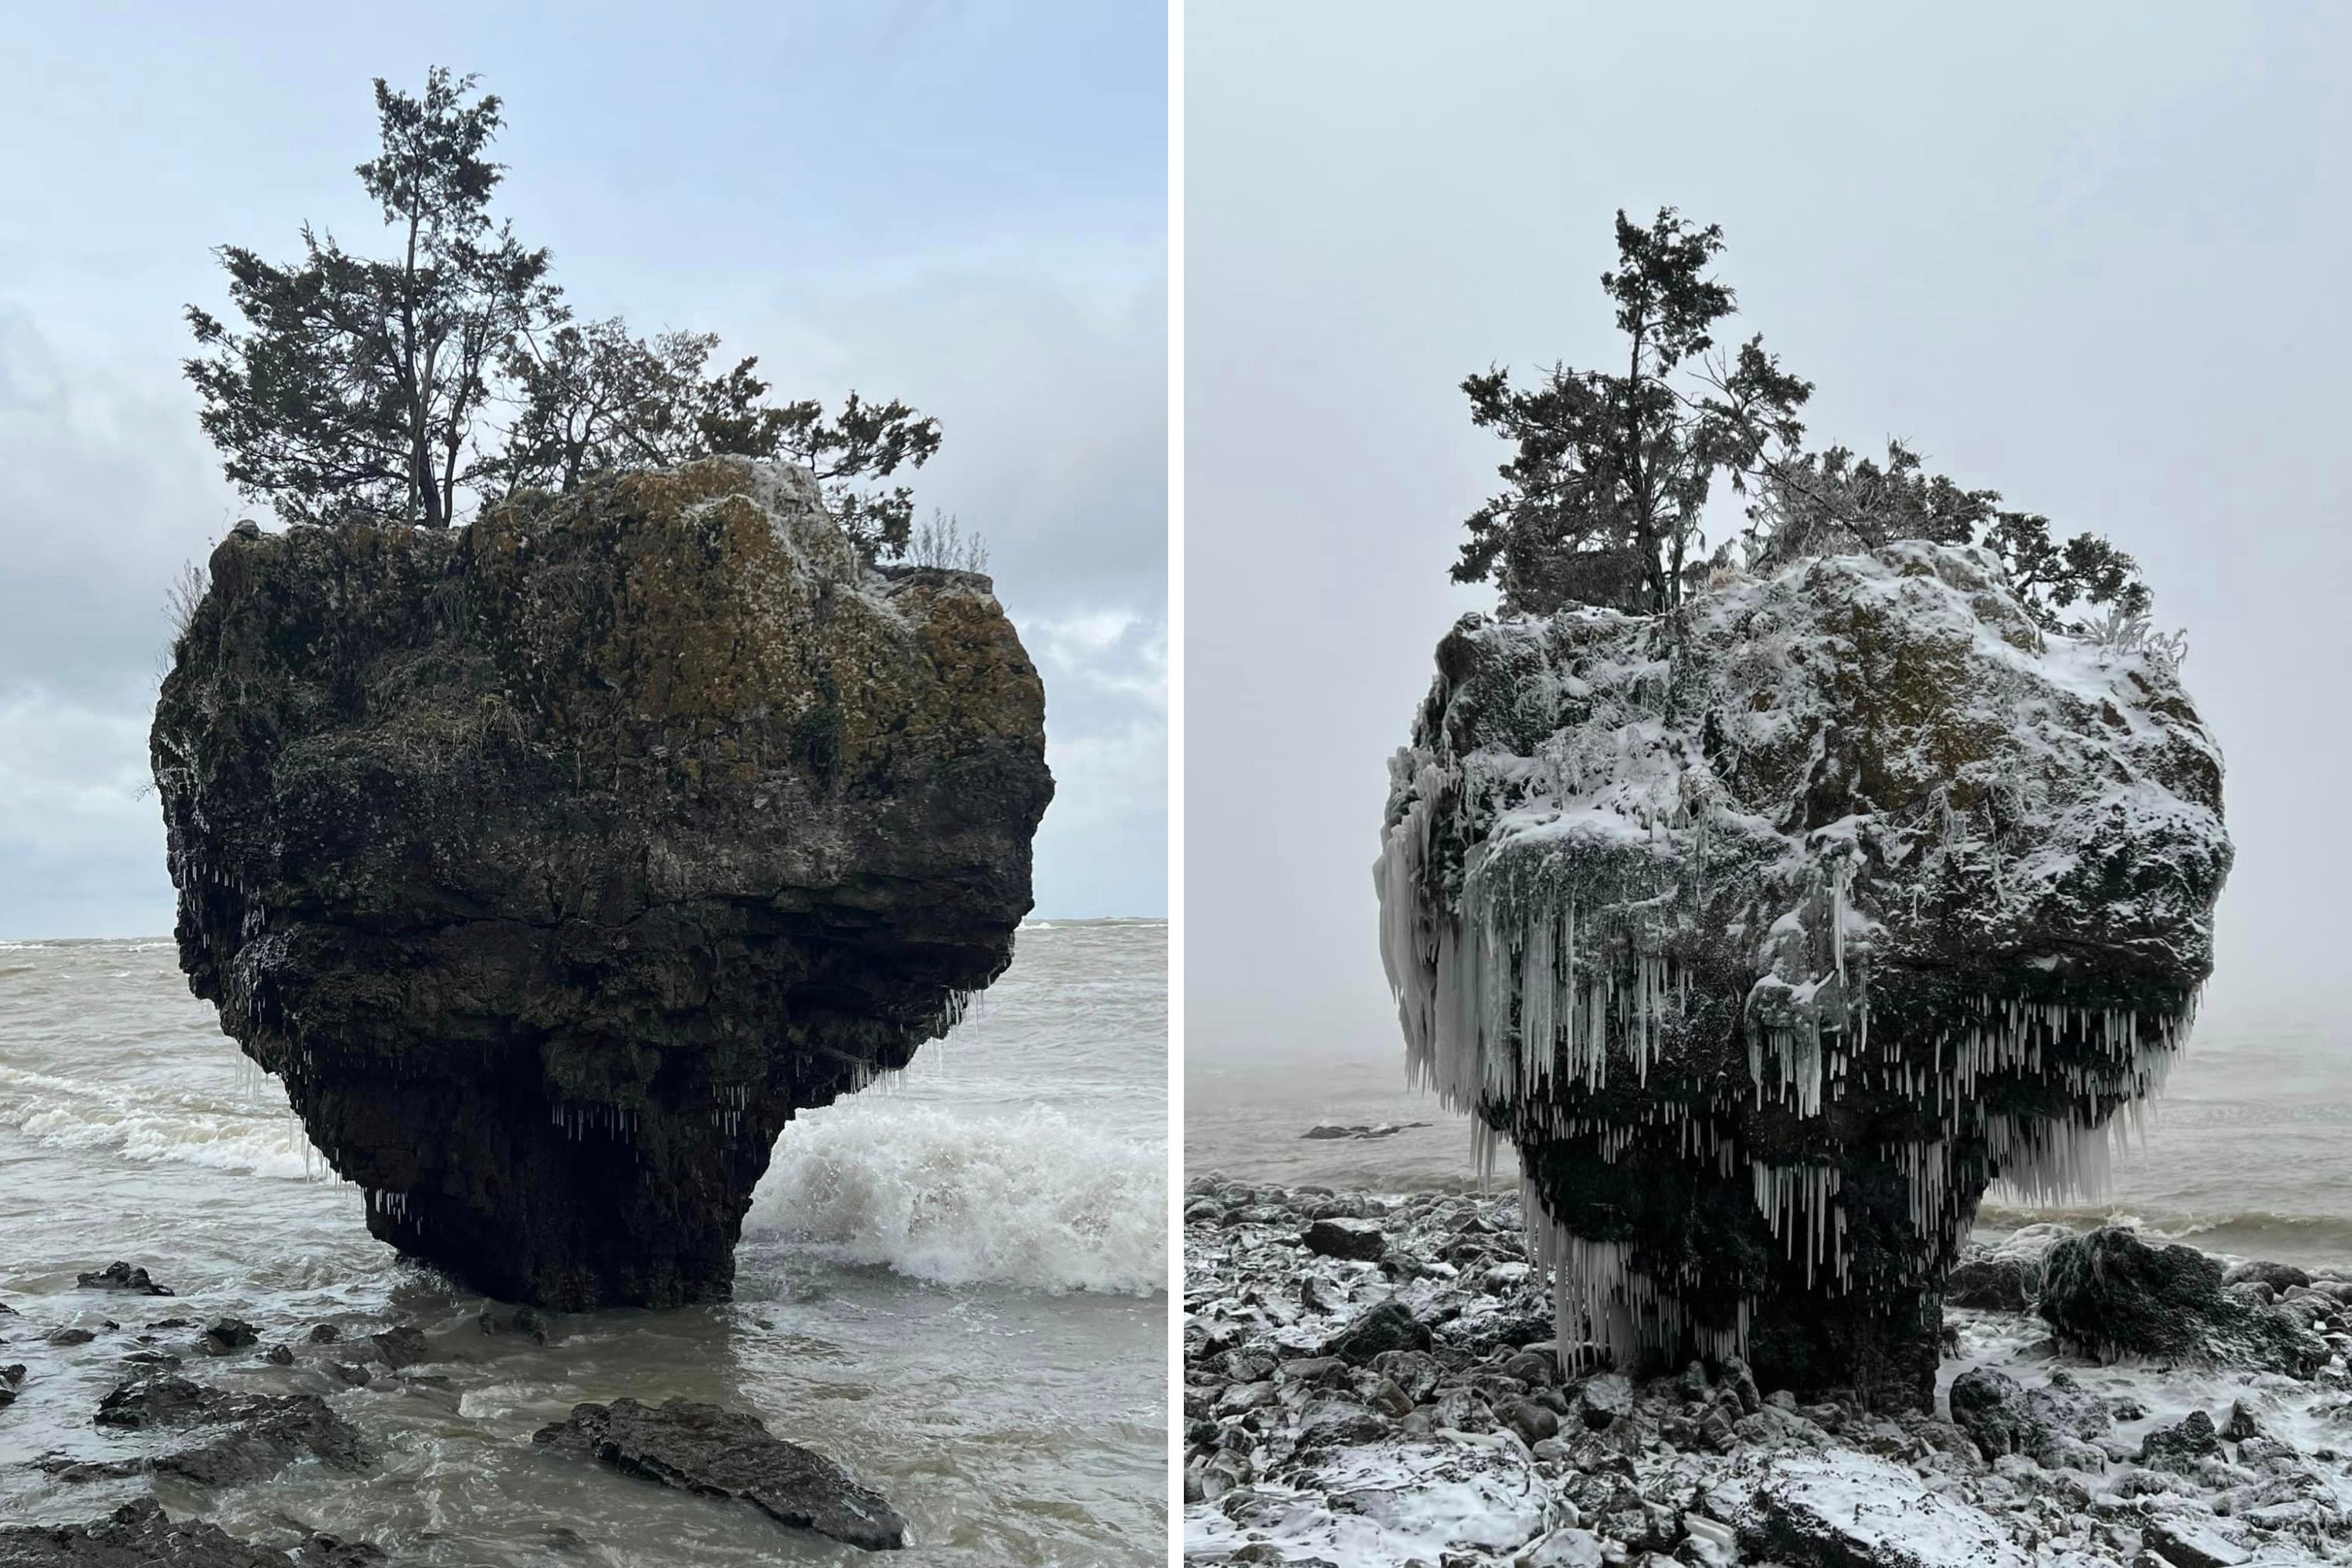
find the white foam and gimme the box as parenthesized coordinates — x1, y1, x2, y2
(750, 1101, 1166, 1295)
(0, 1062, 316, 1179)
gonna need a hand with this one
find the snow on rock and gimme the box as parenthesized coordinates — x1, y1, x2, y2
(1375, 544, 2231, 1407)
(1185, 1178, 2352, 1566)
(1741, 1449, 2030, 1567)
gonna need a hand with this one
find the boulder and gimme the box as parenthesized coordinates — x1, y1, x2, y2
(1738, 1450, 2030, 1567)
(1301, 1218, 1386, 1261)
(1946, 1366, 2108, 1468)
(2038, 1228, 2326, 1375)
(1377, 545, 2230, 1409)
(532, 1396, 905, 1551)
(152, 459, 1051, 1308)
(1320, 1299, 1431, 1362)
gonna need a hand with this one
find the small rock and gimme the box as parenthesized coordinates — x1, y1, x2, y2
(2140, 1410, 2221, 1472)
(45, 1327, 96, 1348)
(265, 1344, 296, 1367)
(1301, 1218, 1386, 1261)
(75, 1262, 175, 1297)
(371, 1325, 430, 1369)
(1579, 1373, 1632, 1430)
(308, 1323, 342, 1344)
(1321, 1299, 1430, 1362)
(2221, 1259, 2311, 1292)
(198, 1319, 257, 1356)
(1501, 1398, 1559, 1445)
(329, 1361, 373, 1388)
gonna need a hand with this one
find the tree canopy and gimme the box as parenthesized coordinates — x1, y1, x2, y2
(186, 68, 941, 561)
(1456, 209, 2153, 633)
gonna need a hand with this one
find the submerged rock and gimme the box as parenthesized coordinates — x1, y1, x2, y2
(1375, 544, 2230, 1407)
(74, 1263, 173, 1297)
(0, 1499, 325, 1568)
(87, 1374, 370, 1486)
(153, 459, 1051, 1308)
(2038, 1227, 2327, 1375)
(533, 1396, 905, 1551)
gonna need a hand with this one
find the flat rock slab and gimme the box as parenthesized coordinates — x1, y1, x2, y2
(534, 1396, 906, 1551)
(1739, 1451, 2029, 1568)
(78, 1375, 370, 1487)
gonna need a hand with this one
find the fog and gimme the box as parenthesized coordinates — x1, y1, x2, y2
(1186, 2, 2350, 1062)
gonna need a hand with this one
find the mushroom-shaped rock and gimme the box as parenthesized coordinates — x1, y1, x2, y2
(153, 459, 1052, 1308)
(1376, 545, 2229, 1409)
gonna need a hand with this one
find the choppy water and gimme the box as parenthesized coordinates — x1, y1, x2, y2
(1187, 995, 2352, 1268)
(0, 920, 1167, 1565)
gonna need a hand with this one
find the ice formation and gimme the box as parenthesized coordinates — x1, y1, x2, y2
(1376, 544, 2230, 1406)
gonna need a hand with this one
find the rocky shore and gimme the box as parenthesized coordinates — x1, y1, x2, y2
(1185, 1176, 2352, 1566)
(0, 1262, 904, 1562)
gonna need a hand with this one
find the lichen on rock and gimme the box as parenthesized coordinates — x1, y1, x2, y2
(1375, 543, 2230, 1407)
(152, 458, 1051, 1308)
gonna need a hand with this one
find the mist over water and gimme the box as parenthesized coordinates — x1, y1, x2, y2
(1187, 993, 2352, 1268)
(0, 920, 1167, 1565)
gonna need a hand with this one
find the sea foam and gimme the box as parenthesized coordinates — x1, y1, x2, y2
(749, 1101, 1166, 1295)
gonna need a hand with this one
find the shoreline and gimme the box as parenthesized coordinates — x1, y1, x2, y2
(1184, 1174, 2352, 1566)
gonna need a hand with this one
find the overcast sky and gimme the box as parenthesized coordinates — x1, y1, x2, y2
(0, 1, 1166, 937)
(1188, 2, 2349, 1061)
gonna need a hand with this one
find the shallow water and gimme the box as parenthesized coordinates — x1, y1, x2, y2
(0, 920, 1167, 1565)
(1186, 994, 2352, 1267)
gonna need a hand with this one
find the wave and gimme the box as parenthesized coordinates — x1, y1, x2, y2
(1978, 1200, 2352, 1266)
(749, 1101, 1166, 1295)
(0, 1062, 318, 1180)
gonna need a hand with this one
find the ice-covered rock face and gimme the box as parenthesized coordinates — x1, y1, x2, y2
(1376, 543, 2230, 1408)
(153, 459, 1052, 1308)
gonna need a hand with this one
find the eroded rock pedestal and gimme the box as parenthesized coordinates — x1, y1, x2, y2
(154, 459, 1051, 1308)
(1376, 545, 2228, 1408)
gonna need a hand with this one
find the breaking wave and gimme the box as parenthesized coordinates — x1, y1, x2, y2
(0, 1062, 318, 1179)
(750, 1101, 1166, 1295)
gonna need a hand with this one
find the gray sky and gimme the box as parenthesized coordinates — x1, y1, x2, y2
(0, 0, 1165, 937)
(1187, 1, 2350, 1061)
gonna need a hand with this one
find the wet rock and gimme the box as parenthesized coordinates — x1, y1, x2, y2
(154, 459, 1052, 1310)
(328, 1362, 372, 1389)
(2221, 1259, 2311, 1292)
(307, 1323, 341, 1344)
(2140, 1410, 2223, 1472)
(2040, 1228, 2326, 1375)
(1320, 1299, 1430, 1363)
(0, 1363, 23, 1412)
(1947, 1366, 2109, 1469)
(45, 1328, 94, 1348)
(89, 1374, 370, 1486)
(533, 1396, 906, 1551)
(370, 1325, 429, 1369)
(1944, 1251, 2035, 1312)
(1301, 1218, 1385, 1262)
(264, 1344, 295, 1367)
(198, 1318, 258, 1356)
(74, 1263, 174, 1297)
(0, 1499, 299, 1567)
(1376, 546, 2227, 1410)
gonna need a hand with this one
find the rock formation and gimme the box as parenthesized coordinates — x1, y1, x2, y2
(153, 459, 1051, 1308)
(534, 1397, 906, 1551)
(1375, 544, 2229, 1407)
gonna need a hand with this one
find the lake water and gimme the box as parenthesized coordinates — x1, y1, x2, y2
(0, 919, 1167, 1566)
